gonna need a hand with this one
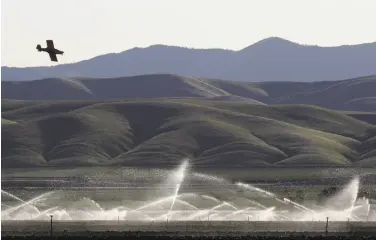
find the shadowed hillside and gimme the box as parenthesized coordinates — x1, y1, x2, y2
(2, 37, 376, 82)
(2, 74, 376, 112)
(1, 74, 236, 100)
(257, 75, 376, 111)
(2, 99, 376, 168)
(345, 112, 376, 125)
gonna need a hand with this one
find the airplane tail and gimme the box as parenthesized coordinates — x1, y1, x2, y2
(36, 44, 42, 51)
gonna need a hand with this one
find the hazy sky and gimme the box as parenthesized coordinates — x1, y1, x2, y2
(2, 0, 376, 67)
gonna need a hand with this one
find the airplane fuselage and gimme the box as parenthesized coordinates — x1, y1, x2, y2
(40, 47, 64, 55)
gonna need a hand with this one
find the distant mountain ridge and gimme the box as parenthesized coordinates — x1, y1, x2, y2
(2, 74, 376, 112)
(2, 37, 376, 82)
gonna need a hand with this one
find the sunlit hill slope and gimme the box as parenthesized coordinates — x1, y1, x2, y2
(2, 98, 376, 168)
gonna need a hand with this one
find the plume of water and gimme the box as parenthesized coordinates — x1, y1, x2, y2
(351, 197, 371, 221)
(169, 159, 189, 211)
(33, 206, 59, 220)
(174, 199, 200, 210)
(201, 194, 221, 203)
(2, 191, 54, 216)
(69, 197, 104, 212)
(236, 182, 276, 198)
(134, 195, 174, 211)
(2, 170, 373, 222)
(323, 176, 360, 210)
(283, 198, 315, 213)
(193, 172, 228, 184)
(2, 190, 26, 203)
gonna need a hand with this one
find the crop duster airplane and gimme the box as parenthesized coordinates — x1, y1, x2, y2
(36, 40, 64, 62)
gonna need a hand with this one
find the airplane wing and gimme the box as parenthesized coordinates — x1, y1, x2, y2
(46, 40, 54, 49)
(49, 53, 58, 62)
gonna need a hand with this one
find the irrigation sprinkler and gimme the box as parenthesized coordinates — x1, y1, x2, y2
(50, 215, 53, 236)
(325, 217, 329, 236)
(347, 218, 350, 231)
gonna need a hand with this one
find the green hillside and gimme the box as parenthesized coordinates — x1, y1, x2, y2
(2, 99, 376, 168)
(2, 74, 376, 112)
(1, 118, 17, 125)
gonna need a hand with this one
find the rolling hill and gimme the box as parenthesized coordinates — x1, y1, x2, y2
(2, 99, 376, 168)
(2, 74, 376, 112)
(2, 37, 376, 82)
